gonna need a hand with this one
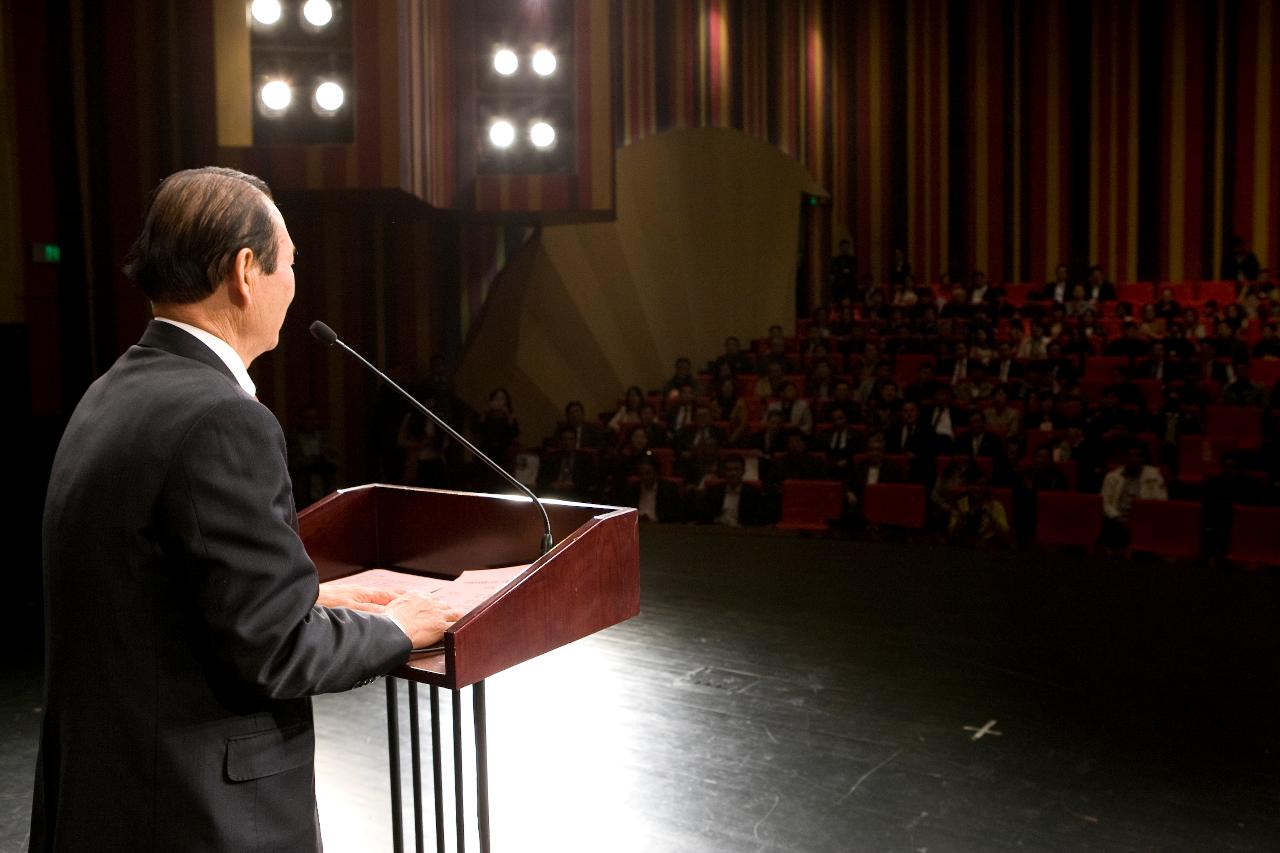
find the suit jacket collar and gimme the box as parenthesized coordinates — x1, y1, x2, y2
(138, 319, 240, 388)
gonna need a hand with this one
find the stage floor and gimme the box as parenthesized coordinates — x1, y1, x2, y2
(5, 526, 1280, 851)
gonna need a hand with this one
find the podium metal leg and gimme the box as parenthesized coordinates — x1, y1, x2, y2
(430, 686, 445, 853)
(473, 681, 491, 853)
(409, 683, 425, 853)
(452, 688, 466, 853)
(386, 678, 404, 853)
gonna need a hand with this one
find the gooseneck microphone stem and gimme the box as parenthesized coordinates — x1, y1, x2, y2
(310, 321, 554, 557)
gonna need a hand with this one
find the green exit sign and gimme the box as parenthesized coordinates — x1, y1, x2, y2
(32, 243, 61, 264)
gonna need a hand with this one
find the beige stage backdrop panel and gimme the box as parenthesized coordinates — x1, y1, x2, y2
(455, 127, 825, 445)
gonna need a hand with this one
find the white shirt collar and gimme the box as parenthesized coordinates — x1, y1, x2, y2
(154, 317, 257, 397)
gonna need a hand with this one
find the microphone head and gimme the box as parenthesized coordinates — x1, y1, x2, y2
(310, 321, 339, 346)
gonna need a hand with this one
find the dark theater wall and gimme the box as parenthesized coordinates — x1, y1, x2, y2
(616, 0, 1280, 289)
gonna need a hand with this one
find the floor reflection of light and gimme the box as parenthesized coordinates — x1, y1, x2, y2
(315, 629, 649, 852)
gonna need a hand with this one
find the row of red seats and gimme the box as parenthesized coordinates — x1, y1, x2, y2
(773, 480, 1279, 565)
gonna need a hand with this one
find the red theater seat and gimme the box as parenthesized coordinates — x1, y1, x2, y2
(894, 353, 935, 382)
(1158, 282, 1195, 303)
(1083, 356, 1131, 381)
(1006, 283, 1035, 305)
(1251, 359, 1280, 387)
(863, 483, 927, 528)
(650, 448, 676, 477)
(1034, 492, 1104, 548)
(1206, 405, 1264, 448)
(777, 480, 844, 531)
(1127, 499, 1202, 558)
(1176, 435, 1225, 485)
(1227, 505, 1280, 567)
(1197, 281, 1236, 303)
(1117, 282, 1155, 304)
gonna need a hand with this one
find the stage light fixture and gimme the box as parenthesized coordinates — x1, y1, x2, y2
(302, 0, 333, 27)
(250, 0, 283, 26)
(531, 48, 557, 77)
(259, 79, 292, 113)
(529, 121, 556, 149)
(313, 80, 344, 114)
(493, 48, 518, 76)
(488, 119, 516, 149)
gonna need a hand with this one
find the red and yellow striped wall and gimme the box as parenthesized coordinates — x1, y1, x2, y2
(618, 0, 1280, 286)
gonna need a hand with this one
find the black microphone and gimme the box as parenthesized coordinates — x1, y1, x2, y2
(310, 320, 554, 556)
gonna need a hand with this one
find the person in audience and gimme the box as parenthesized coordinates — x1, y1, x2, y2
(767, 380, 814, 435)
(1154, 286, 1182, 322)
(712, 377, 750, 446)
(930, 454, 975, 527)
(1202, 451, 1273, 561)
(821, 379, 860, 424)
(954, 363, 995, 404)
(765, 335, 796, 373)
(1137, 341, 1178, 382)
(823, 405, 859, 477)
(1104, 367, 1145, 409)
(1064, 283, 1095, 317)
(754, 359, 787, 398)
(607, 385, 646, 435)
(554, 400, 605, 450)
(1153, 389, 1202, 467)
(711, 336, 756, 376)
(924, 386, 959, 452)
(675, 403, 728, 470)
(1210, 320, 1250, 362)
(700, 454, 767, 527)
(1137, 303, 1166, 338)
(1038, 264, 1073, 303)
(831, 239, 858, 304)
(990, 342, 1023, 386)
(844, 435, 902, 528)
(660, 357, 696, 399)
(947, 473, 1011, 547)
(635, 403, 672, 448)
(807, 359, 837, 402)
(969, 328, 996, 364)
(863, 380, 902, 435)
(667, 383, 698, 431)
(884, 400, 934, 462)
(765, 430, 826, 495)
(475, 387, 520, 485)
(1221, 359, 1268, 407)
(626, 456, 682, 523)
(941, 341, 972, 384)
(1222, 235, 1261, 282)
(904, 362, 942, 405)
(1252, 322, 1280, 359)
(1105, 322, 1150, 358)
(1084, 265, 1117, 302)
(1013, 446, 1069, 543)
(961, 411, 1007, 479)
(984, 387, 1021, 437)
(888, 247, 912, 285)
(748, 409, 789, 457)
(1100, 445, 1168, 548)
(682, 435, 723, 488)
(939, 287, 971, 319)
(538, 426, 597, 501)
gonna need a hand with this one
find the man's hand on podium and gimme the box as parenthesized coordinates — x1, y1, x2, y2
(317, 584, 402, 613)
(384, 591, 462, 650)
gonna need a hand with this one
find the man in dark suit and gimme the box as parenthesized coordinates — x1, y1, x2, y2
(700, 454, 767, 527)
(553, 400, 605, 450)
(843, 435, 904, 529)
(538, 426, 599, 500)
(625, 456, 683, 522)
(30, 168, 459, 853)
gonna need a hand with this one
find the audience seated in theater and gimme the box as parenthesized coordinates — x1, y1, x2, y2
(609, 426, 653, 492)
(969, 328, 996, 364)
(1064, 283, 1096, 317)
(661, 357, 696, 398)
(807, 359, 837, 402)
(635, 404, 672, 448)
(765, 430, 827, 495)
(1137, 303, 1166, 338)
(711, 377, 749, 446)
(1210, 321, 1250, 363)
(989, 342, 1023, 386)
(553, 400, 605, 451)
(844, 435, 903, 526)
(930, 454, 975, 527)
(1137, 342, 1178, 382)
(924, 386, 959, 452)
(1100, 445, 1168, 548)
(1202, 451, 1273, 561)
(820, 379, 860, 424)
(968, 270, 992, 304)
(748, 409, 790, 457)
(625, 456, 682, 523)
(1104, 368, 1145, 409)
(764, 335, 796, 373)
(961, 411, 1009, 482)
(1084, 264, 1117, 302)
(1038, 264, 1073, 303)
(822, 405, 859, 477)
(946, 473, 1011, 548)
(888, 247, 912, 285)
(699, 454, 767, 528)
(863, 380, 902, 435)
(538, 426, 597, 501)
(1013, 446, 1069, 544)
(754, 360, 787, 399)
(1154, 286, 1182, 322)
(984, 387, 1021, 437)
(767, 381, 814, 435)
(667, 384, 698, 432)
(607, 385, 646, 435)
(855, 361, 894, 406)
(711, 336, 756, 376)
(939, 287, 971, 320)
(1252, 322, 1280, 359)
(681, 435, 723, 489)
(1221, 360, 1268, 407)
(1105, 323, 1150, 358)
(831, 239, 858, 303)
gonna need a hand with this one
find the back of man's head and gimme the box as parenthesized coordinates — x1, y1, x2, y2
(124, 167, 278, 305)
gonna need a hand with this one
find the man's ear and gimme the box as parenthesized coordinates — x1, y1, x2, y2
(228, 247, 256, 307)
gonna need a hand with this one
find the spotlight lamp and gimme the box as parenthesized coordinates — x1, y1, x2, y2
(302, 0, 334, 27)
(531, 47, 557, 77)
(489, 119, 516, 149)
(493, 48, 519, 76)
(250, 0, 283, 26)
(259, 79, 293, 114)
(529, 121, 556, 149)
(313, 80, 345, 114)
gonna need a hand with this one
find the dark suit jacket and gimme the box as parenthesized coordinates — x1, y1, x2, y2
(31, 321, 410, 853)
(700, 481, 767, 526)
(624, 478, 684, 522)
(537, 449, 598, 499)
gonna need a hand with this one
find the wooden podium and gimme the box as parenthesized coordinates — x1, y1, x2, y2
(298, 484, 640, 853)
